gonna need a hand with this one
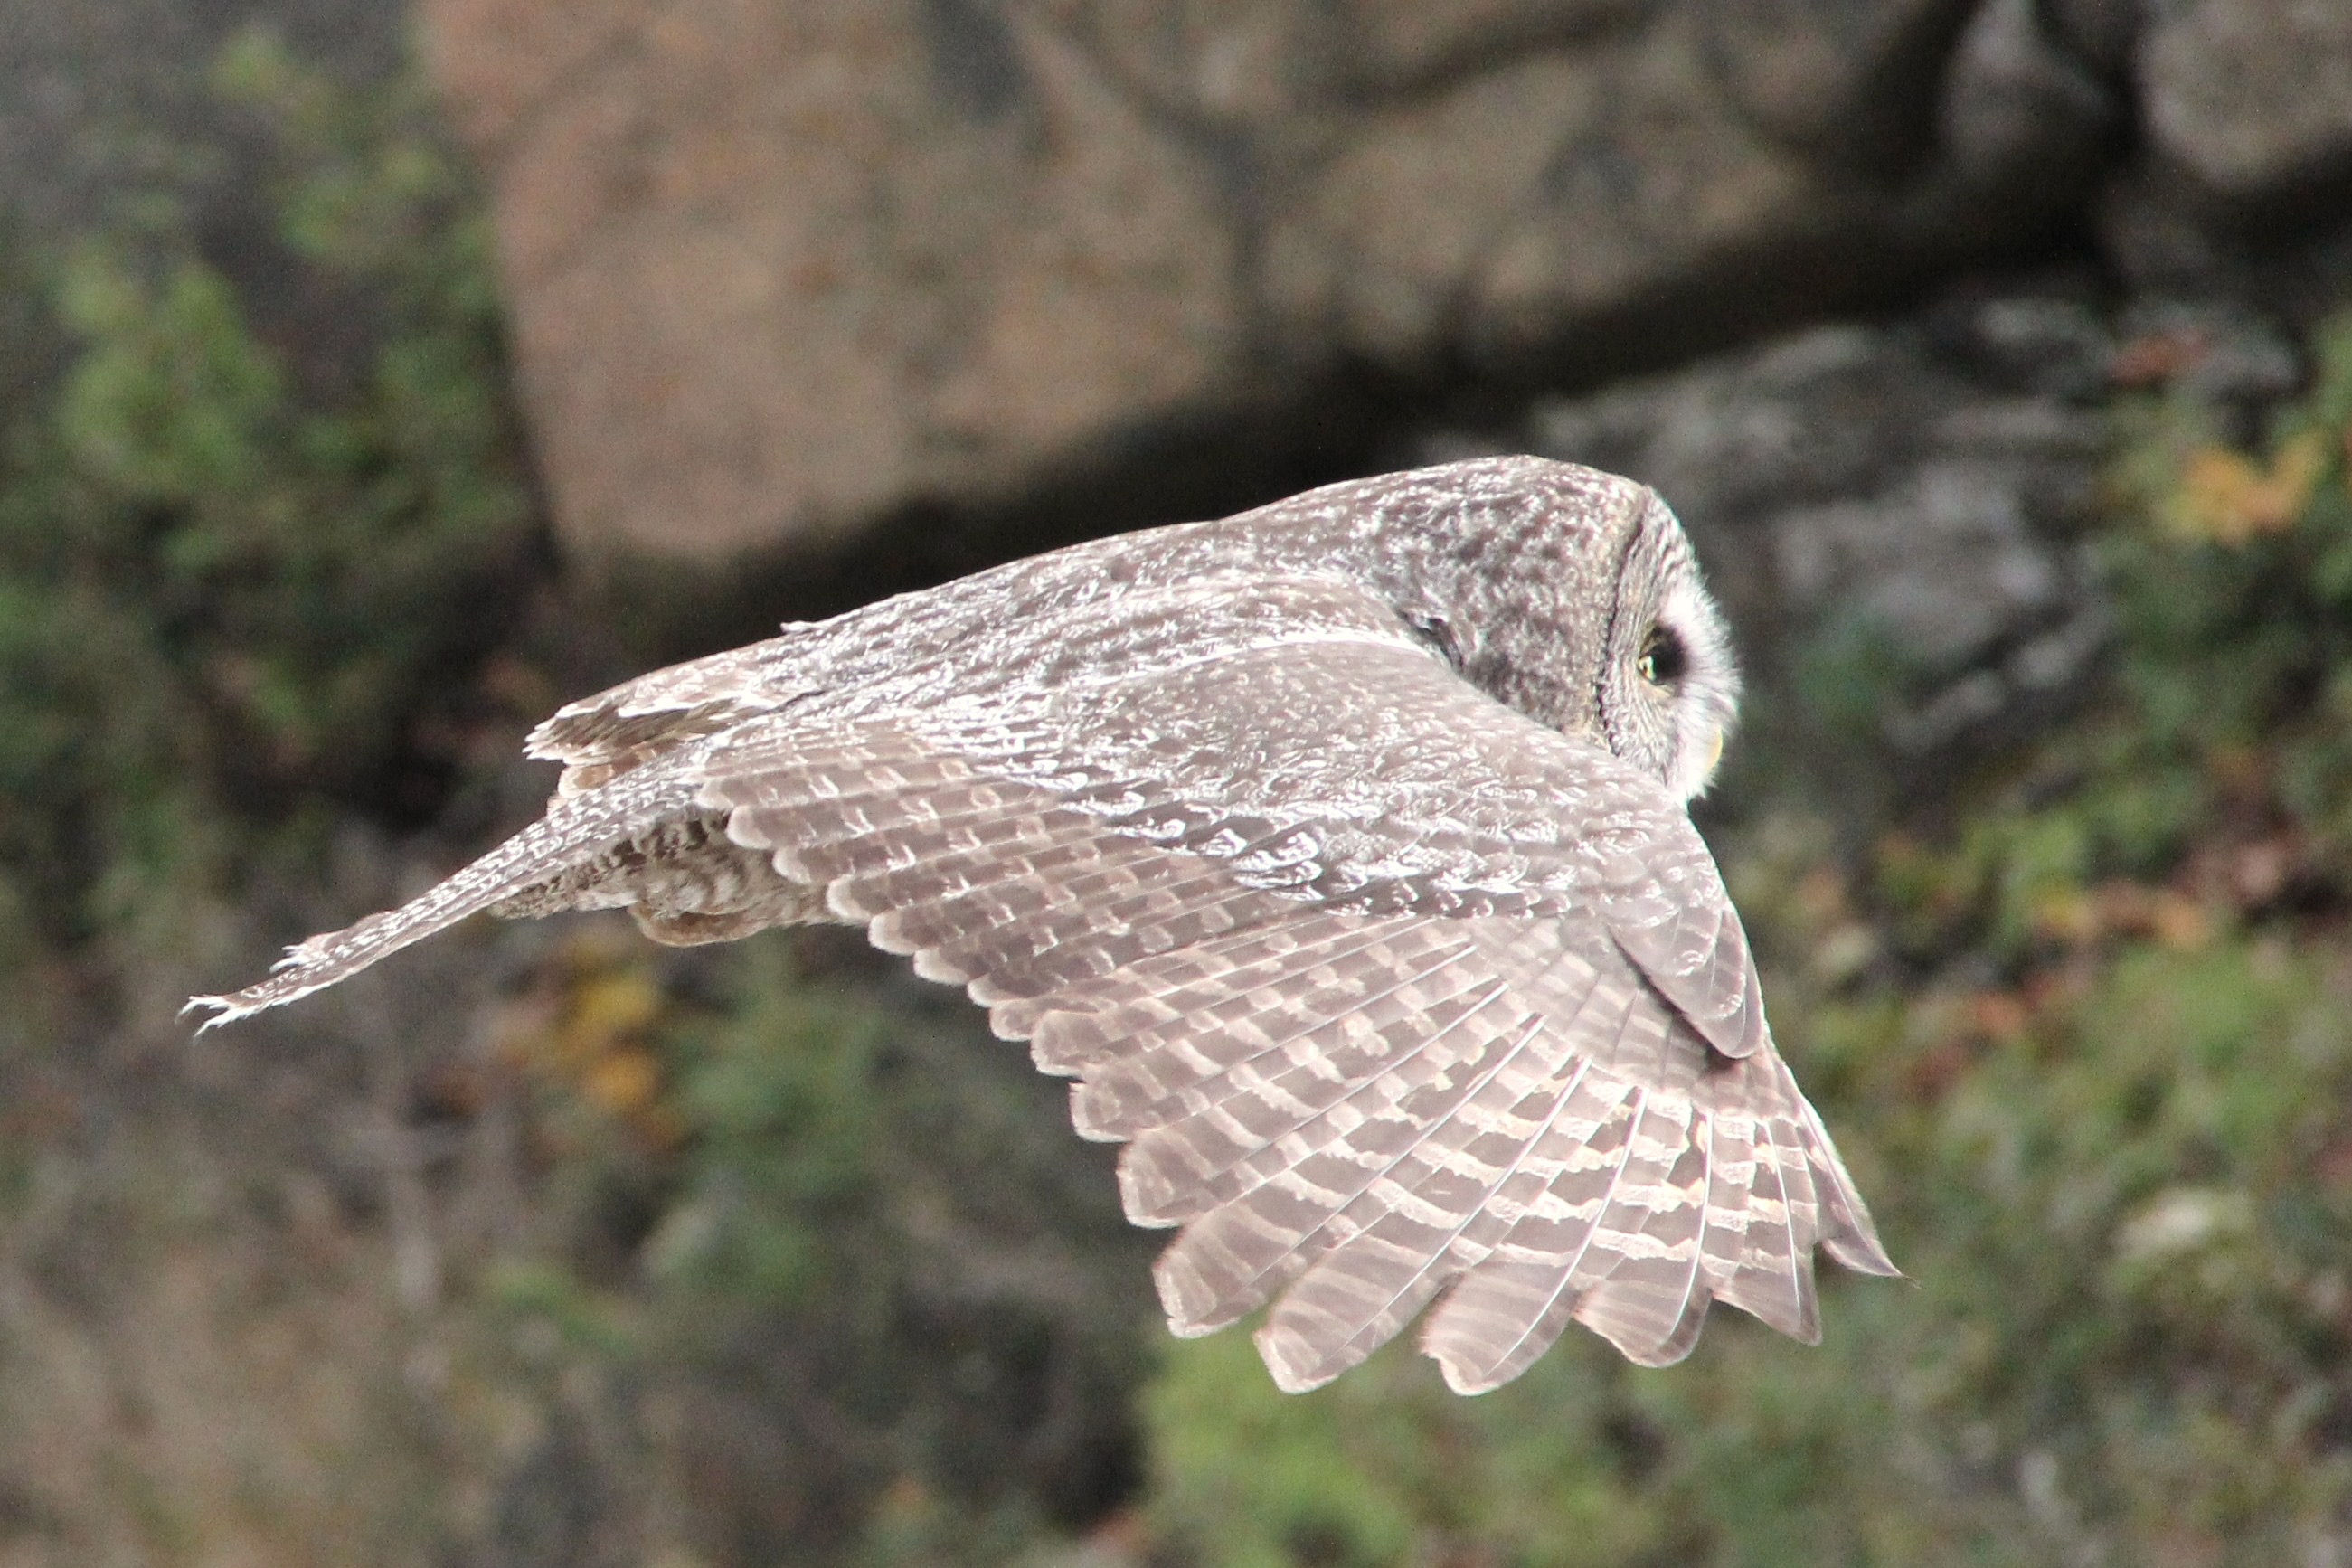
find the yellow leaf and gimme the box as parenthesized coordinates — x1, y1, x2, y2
(2172, 431, 2327, 543)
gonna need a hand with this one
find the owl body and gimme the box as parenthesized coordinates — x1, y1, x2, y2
(195, 456, 1893, 1393)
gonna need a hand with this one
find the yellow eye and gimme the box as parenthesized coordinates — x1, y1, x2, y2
(1638, 625, 1686, 686)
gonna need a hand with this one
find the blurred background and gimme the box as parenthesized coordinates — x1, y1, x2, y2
(3, 1, 2352, 1563)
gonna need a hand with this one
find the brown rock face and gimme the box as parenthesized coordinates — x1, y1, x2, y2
(424, 1, 1242, 559)
(418, 0, 2348, 562)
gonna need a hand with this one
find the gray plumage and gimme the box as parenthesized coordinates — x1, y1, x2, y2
(191, 455, 1896, 1393)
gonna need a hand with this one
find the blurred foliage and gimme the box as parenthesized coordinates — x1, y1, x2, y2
(491, 932, 1157, 1566)
(1902, 315, 2352, 967)
(1133, 319, 2352, 1567)
(0, 29, 535, 966)
(0, 33, 1152, 1567)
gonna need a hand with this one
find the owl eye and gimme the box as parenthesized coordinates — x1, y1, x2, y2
(1637, 624, 1687, 687)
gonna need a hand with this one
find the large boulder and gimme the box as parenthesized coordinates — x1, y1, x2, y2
(420, 0, 2350, 563)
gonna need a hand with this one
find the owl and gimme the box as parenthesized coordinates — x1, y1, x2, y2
(193, 455, 1894, 1393)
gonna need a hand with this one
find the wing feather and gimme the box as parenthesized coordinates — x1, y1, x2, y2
(194, 579, 1893, 1393)
(1124, 974, 1524, 1230)
(1570, 1099, 1714, 1366)
(185, 757, 703, 1025)
(1068, 930, 1495, 1139)
(1743, 1110, 1825, 1343)
(997, 911, 1419, 1050)
(1148, 981, 1535, 1335)
(1252, 1043, 1601, 1392)
(1422, 1079, 1654, 1393)
(1801, 1097, 1902, 1278)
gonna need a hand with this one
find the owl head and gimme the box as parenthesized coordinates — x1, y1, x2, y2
(1366, 458, 1741, 806)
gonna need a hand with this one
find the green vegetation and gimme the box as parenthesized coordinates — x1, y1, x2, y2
(489, 930, 1156, 1564)
(0, 32, 534, 973)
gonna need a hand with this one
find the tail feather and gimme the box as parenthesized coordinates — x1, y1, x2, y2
(185, 764, 696, 1028)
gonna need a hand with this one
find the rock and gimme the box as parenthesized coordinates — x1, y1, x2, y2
(1956, 296, 2117, 398)
(2045, 0, 2141, 78)
(2141, 0, 2352, 202)
(1939, 0, 2114, 193)
(1515, 295, 2119, 754)
(423, 1, 1245, 560)
(2111, 298, 2301, 413)
(413, 0, 2352, 564)
(1698, 0, 1977, 165)
(426, 0, 1902, 561)
(1265, 10, 1852, 370)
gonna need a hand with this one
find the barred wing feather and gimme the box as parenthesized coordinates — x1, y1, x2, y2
(189, 592, 1894, 1392)
(694, 631, 1894, 1390)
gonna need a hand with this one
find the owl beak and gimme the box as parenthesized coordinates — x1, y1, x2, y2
(1707, 729, 1724, 776)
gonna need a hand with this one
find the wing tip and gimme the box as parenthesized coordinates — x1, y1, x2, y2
(1252, 1319, 1347, 1394)
(1066, 1082, 1127, 1142)
(1825, 1230, 1903, 1280)
(1430, 1351, 1501, 1397)
(1598, 1289, 1714, 1368)
(1122, 1166, 1188, 1233)
(184, 937, 341, 1032)
(1417, 1281, 1572, 1396)
(1421, 1327, 1535, 1396)
(1152, 1253, 1228, 1335)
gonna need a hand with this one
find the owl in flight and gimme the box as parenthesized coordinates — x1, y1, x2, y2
(194, 456, 1894, 1393)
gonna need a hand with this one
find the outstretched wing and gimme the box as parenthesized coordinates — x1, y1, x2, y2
(191, 579, 1894, 1391)
(695, 614, 1894, 1393)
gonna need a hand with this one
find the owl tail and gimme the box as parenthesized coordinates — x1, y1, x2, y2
(185, 764, 692, 1029)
